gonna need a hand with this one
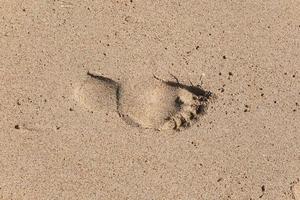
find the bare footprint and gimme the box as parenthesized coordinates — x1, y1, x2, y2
(74, 71, 214, 131)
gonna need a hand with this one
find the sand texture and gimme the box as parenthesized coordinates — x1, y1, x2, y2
(0, 0, 299, 199)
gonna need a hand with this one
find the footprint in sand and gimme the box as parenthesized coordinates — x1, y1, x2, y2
(74, 71, 214, 131)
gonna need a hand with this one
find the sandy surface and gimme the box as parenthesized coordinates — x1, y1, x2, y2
(1, 0, 299, 199)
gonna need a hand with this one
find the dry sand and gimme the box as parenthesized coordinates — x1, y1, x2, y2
(0, 0, 299, 199)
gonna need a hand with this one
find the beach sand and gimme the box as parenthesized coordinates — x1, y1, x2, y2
(0, 0, 299, 199)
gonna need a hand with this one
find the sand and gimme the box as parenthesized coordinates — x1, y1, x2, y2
(0, 0, 299, 199)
